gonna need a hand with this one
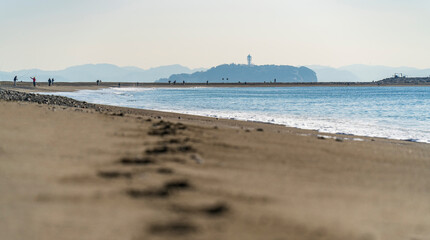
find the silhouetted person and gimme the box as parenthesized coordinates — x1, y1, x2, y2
(30, 77, 36, 87)
(173, 80, 176, 85)
(96, 80, 99, 85)
(13, 76, 17, 86)
(182, 81, 185, 85)
(48, 78, 52, 86)
(118, 83, 121, 88)
(168, 80, 171, 85)
(206, 80, 208, 85)
(51, 78, 54, 85)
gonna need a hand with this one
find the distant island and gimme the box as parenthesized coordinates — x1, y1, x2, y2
(157, 64, 317, 83)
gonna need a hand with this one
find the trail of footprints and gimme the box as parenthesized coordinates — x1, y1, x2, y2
(97, 119, 230, 237)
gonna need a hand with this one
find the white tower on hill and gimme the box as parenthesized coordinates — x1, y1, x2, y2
(247, 54, 252, 66)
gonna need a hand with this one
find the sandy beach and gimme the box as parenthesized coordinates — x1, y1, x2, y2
(1, 86, 430, 240)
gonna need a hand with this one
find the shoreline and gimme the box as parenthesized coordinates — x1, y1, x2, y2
(1, 81, 430, 93)
(2, 86, 427, 153)
(2, 87, 430, 239)
(36, 85, 430, 144)
(6, 85, 430, 144)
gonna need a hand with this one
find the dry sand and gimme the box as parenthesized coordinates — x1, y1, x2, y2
(1, 85, 430, 240)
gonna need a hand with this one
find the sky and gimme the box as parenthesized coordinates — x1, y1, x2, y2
(1, 0, 430, 71)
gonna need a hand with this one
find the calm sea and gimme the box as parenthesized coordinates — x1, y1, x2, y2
(47, 86, 430, 143)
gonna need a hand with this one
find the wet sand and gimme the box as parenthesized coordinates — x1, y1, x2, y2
(1, 86, 430, 240)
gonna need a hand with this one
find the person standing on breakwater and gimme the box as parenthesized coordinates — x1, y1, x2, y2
(48, 78, 52, 86)
(30, 77, 36, 87)
(13, 76, 17, 86)
(51, 78, 54, 85)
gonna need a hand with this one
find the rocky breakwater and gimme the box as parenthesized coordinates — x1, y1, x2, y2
(376, 77, 430, 85)
(0, 88, 103, 110)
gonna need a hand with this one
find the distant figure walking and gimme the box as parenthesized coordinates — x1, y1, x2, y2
(183, 81, 185, 85)
(173, 80, 176, 85)
(30, 77, 36, 87)
(51, 78, 55, 85)
(96, 80, 100, 85)
(118, 83, 121, 88)
(48, 78, 52, 86)
(13, 76, 17, 86)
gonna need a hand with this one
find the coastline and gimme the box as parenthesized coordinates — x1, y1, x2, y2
(1, 87, 430, 239)
(32, 84, 430, 144)
(2, 81, 430, 94)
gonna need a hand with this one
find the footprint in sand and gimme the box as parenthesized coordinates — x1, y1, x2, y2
(126, 179, 191, 199)
(97, 170, 132, 179)
(172, 202, 230, 217)
(148, 121, 187, 136)
(145, 144, 195, 155)
(120, 157, 155, 165)
(157, 167, 174, 174)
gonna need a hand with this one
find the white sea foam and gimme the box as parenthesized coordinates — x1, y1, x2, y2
(158, 108, 430, 143)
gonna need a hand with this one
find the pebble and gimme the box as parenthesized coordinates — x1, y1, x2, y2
(191, 153, 204, 164)
(0, 88, 105, 112)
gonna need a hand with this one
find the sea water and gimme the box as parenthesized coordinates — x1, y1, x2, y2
(45, 86, 430, 143)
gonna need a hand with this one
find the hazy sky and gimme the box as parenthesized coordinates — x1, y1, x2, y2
(1, 0, 430, 71)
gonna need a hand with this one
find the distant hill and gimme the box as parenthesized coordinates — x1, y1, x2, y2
(5, 63, 429, 83)
(339, 65, 430, 82)
(307, 65, 360, 82)
(308, 64, 430, 82)
(0, 71, 12, 81)
(0, 64, 204, 82)
(157, 64, 317, 83)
